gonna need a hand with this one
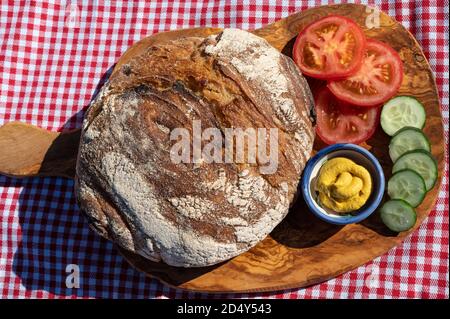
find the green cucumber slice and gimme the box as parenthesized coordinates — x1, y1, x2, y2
(387, 169, 426, 207)
(380, 199, 417, 232)
(389, 127, 431, 162)
(381, 96, 426, 136)
(392, 150, 438, 191)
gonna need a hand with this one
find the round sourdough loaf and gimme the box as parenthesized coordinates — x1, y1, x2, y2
(75, 28, 315, 267)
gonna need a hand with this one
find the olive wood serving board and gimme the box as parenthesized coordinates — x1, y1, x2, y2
(0, 4, 444, 293)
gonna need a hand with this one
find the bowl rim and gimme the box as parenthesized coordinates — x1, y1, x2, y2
(301, 143, 385, 225)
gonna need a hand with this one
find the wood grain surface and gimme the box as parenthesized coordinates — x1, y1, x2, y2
(0, 4, 445, 293)
(0, 122, 80, 178)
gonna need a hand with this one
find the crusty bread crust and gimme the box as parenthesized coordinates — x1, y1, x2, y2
(75, 29, 314, 267)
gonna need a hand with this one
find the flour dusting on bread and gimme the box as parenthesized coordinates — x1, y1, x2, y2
(76, 29, 315, 267)
(204, 29, 314, 174)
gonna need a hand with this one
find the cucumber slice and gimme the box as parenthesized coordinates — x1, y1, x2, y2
(381, 96, 426, 136)
(392, 150, 437, 191)
(387, 169, 426, 207)
(380, 199, 417, 232)
(389, 127, 431, 162)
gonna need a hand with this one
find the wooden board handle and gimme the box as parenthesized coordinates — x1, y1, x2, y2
(0, 122, 80, 179)
(0, 11, 344, 180)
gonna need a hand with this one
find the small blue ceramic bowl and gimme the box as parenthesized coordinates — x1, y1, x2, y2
(301, 143, 385, 225)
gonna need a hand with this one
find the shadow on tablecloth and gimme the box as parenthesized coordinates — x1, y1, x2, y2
(2, 65, 171, 298)
(2, 62, 394, 298)
(3, 64, 218, 298)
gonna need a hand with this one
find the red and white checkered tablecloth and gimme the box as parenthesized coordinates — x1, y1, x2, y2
(0, 0, 448, 299)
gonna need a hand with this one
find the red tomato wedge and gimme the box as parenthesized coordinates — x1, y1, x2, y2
(328, 39, 404, 107)
(315, 87, 381, 145)
(293, 15, 366, 80)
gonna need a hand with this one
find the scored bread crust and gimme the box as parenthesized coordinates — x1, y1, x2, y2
(75, 29, 315, 267)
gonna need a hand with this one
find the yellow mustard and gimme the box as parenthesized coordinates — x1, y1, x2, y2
(315, 157, 372, 213)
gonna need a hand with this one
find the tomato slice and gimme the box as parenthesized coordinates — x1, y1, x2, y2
(328, 39, 403, 107)
(315, 87, 380, 145)
(293, 15, 366, 80)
